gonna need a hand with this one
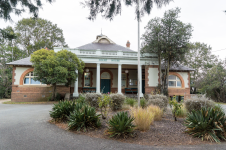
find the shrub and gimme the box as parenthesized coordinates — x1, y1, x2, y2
(169, 99, 183, 121)
(98, 94, 111, 119)
(68, 104, 101, 131)
(130, 107, 155, 131)
(55, 93, 62, 101)
(107, 112, 135, 138)
(184, 107, 226, 143)
(147, 105, 163, 121)
(147, 94, 168, 112)
(125, 97, 136, 107)
(49, 100, 76, 121)
(140, 98, 147, 108)
(184, 96, 215, 113)
(85, 93, 102, 108)
(213, 104, 225, 114)
(76, 94, 86, 104)
(174, 104, 187, 118)
(110, 93, 126, 111)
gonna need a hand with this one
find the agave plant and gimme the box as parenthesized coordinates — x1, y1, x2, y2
(49, 100, 76, 121)
(107, 112, 136, 138)
(68, 104, 101, 131)
(184, 107, 226, 143)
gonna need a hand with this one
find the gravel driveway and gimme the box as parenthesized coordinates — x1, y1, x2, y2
(1, 103, 226, 150)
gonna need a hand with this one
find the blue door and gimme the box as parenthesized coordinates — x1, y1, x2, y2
(101, 79, 111, 93)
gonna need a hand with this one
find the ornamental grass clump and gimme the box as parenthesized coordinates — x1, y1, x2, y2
(184, 107, 226, 143)
(125, 97, 136, 107)
(85, 93, 102, 108)
(147, 94, 168, 112)
(110, 93, 125, 111)
(50, 100, 77, 121)
(175, 104, 187, 118)
(130, 107, 155, 131)
(107, 112, 136, 138)
(147, 105, 163, 121)
(68, 103, 101, 131)
(184, 96, 215, 113)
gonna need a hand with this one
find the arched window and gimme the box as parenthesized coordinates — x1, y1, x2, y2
(168, 75, 181, 87)
(24, 72, 41, 85)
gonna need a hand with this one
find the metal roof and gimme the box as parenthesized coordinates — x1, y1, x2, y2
(6, 57, 32, 66)
(77, 43, 135, 52)
(161, 64, 194, 71)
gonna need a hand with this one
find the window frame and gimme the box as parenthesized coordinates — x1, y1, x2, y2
(23, 72, 42, 85)
(121, 73, 127, 88)
(168, 75, 182, 88)
(84, 72, 91, 87)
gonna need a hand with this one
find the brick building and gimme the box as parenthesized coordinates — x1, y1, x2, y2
(7, 34, 194, 102)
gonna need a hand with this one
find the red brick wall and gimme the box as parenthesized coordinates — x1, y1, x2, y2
(11, 85, 70, 102)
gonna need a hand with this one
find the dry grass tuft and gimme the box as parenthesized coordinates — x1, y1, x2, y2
(130, 107, 154, 131)
(147, 105, 163, 121)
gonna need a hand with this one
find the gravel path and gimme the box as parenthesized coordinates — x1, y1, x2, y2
(1, 103, 226, 150)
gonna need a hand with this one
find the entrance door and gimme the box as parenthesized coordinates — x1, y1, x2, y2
(101, 79, 111, 93)
(142, 80, 145, 94)
(101, 72, 111, 93)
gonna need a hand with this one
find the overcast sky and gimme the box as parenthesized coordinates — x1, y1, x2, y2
(1, 0, 226, 60)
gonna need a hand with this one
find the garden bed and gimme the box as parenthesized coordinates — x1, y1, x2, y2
(49, 108, 214, 146)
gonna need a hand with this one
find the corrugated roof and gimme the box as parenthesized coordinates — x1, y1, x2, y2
(6, 57, 32, 66)
(161, 64, 194, 71)
(77, 43, 135, 52)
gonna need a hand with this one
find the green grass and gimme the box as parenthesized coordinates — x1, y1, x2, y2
(3, 101, 59, 104)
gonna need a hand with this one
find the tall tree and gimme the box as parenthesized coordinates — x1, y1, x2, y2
(0, 0, 54, 40)
(142, 8, 193, 94)
(31, 49, 84, 101)
(15, 18, 68, 56)
(183, 42, 217, 94)
(200, 60, 226, 102)
(82, 0, 173, 20)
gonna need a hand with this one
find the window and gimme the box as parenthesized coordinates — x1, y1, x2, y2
(23, 72, 41, 85)
(84, 73, 91, 87)
(168, 75, 181, 87)
(121, 73, 127, 88)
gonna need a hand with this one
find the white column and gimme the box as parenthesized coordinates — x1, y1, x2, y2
(73, 70, 79, 97)
(118, 64, 122, 94)
(96, 63, 100, 93)
(139, 65, 143, 97)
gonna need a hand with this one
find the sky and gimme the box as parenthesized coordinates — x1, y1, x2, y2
(1, 0, 226, 60)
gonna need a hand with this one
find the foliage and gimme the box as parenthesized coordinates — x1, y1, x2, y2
(130, 107, 155, 131)
(31, 49, 84, 101)
(147, 94, 168, 111)
(169, 99, 183, 121)
(98, 94, 111, 119)
(184, 96, 215, 113)
(184, 107, 226, 143)
(0, 27, 26, 99)
(76, 94, 86, 104)
(68, 103, 101, 131)
(199, 60, 226, 102)
(140, 98, 147, 108)
(125, 97, 136, 107)
(110, 93, 126, 111)
(82, 0, 172, 21)
(183, 42, 217, 94)
(85, 93, 102, 108)
(174, 104, 187, 118)
(49, 100, 77, 121)
(107, 112, 135, 138)
(15, 18, 68, 56)
(142, 7, 193, 93)
(147, 105, 163, 121)
(0, 0, 54, 41)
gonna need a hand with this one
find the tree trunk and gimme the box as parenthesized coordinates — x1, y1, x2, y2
(51, 84, 57, 101)
(158, 53, 162, 94)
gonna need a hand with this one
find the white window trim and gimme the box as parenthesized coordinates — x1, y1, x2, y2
(168, 75, 182, 88)
(84, 72, 91, 87)
(23, 72, 43, 85)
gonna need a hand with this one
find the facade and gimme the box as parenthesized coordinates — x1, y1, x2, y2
(7, 35, 194, 102)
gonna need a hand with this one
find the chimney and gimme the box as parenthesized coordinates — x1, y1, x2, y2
(126, 40, 130, 48)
